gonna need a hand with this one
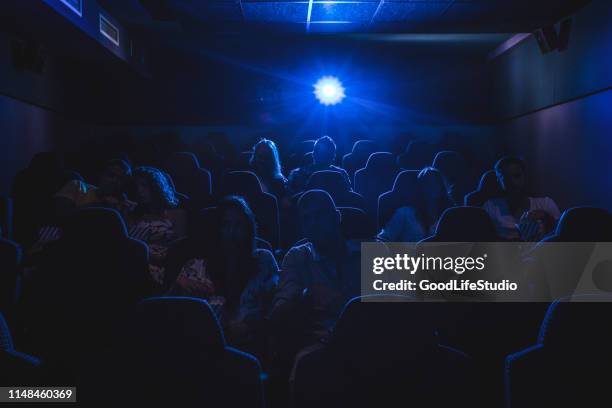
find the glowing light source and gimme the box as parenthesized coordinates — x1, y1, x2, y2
(313, 76, 345, 105)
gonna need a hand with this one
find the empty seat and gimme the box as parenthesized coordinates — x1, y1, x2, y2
(293, 295, 474, 408)
(354, 152, 399, 216)
(118, 297, 264, 406)
(544, 206, 612, 242)
(464, 169, 502, 206)
(420, 206, 498, 242)
(341, 140, 378, 179)
(377, 170, 419, 231)
(27, 207, 153, 368)
(396, 140, 436, 170)
(305, 170, 365, 210)
(222, 171, 280, 248)
(164, 152, 212, 206)
(506, 294, 612, 407)
(527, 207, 612, 300)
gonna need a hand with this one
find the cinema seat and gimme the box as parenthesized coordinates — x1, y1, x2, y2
(377, 170, 419, 231)
(164, 152, 212, 206)
(338, 207, 375, 240)
(354, 152, 399, 217)
(505, 294, 612, 407)
(119, 297, 264, 407)
(293, 295, 474, 408)
(342, 140, 378, 179)
(464, 170, 502, 207)
(222, 171, 280, 248)
(420, 206, 498, 242)
(304, 170, 365, 210)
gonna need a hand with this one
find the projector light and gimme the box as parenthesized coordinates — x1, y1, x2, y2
(313, 76, 345, 106)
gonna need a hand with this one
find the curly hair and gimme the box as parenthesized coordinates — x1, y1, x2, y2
(134, 166, 179, 211)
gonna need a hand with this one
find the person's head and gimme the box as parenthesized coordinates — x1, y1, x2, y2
(215, 196, 257, 254)
(133, 166, 178, 212)
(313, 136, 337, 167)
(250, 139, 283, 179)
(298, 189, 341, 249)
(98, 159, 132, 196)
(417, 167, 451, 206)
(494, 156, 527, 195)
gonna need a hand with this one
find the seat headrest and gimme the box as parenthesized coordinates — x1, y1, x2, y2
(223, 171, 263, 196)
(332, 295, 437, 354)
(130, 297, 226, 351)
(351, 140, 377, 156)
(477, 170, 501, 195)
(433, 206, 498, 242)
(432, 151, 467, 175)
(62, 207, 128, 241)
(397, 141, 436, 170)
(365, 152, 396, 172)
(306, 170, 350, 193)
(293, 140, 315, 155)
(538, 294, 612, 349)
(554, 207, 612, 242)
(392, 170, 419, 193)
(166, 152, 201, 173)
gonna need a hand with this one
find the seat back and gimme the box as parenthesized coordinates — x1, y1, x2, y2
(554, 207, 612, 242)
(425, 206, 498, 242)
(338, 207, 374, 240)
(164, 152, 212, 204)
(119, 297, 264, 407)
(396, 141, 436, 170)
(342, 140, 378, 178)
(464, 170, 502, 206)
(354, 152, 398, 215)
(377, 170, 419, 230)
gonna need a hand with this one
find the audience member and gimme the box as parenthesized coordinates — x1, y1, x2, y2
(55, 159, 134, 218)
(483, 156, 560, 241)
(378, 167, 453, 242)
(171, 196, 279, 346)
(271, 190, 360, 342)
(250, 139, 288, 200)
(288, 136, 350, 194)
(130, 167, 179, 286)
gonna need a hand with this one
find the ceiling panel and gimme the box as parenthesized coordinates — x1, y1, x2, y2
(374, 1, 451, 23)
(242, 2, 309, 23)
(310, 1, 379, 23)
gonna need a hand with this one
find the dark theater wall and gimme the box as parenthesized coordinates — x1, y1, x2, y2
(0, 30, 95, 195)
(492, 0, 612, 210)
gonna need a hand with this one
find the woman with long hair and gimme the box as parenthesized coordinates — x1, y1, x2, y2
(130, 166, 179, 287)
(171, 196, 279, 346)
(250, 138, 287, 199)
